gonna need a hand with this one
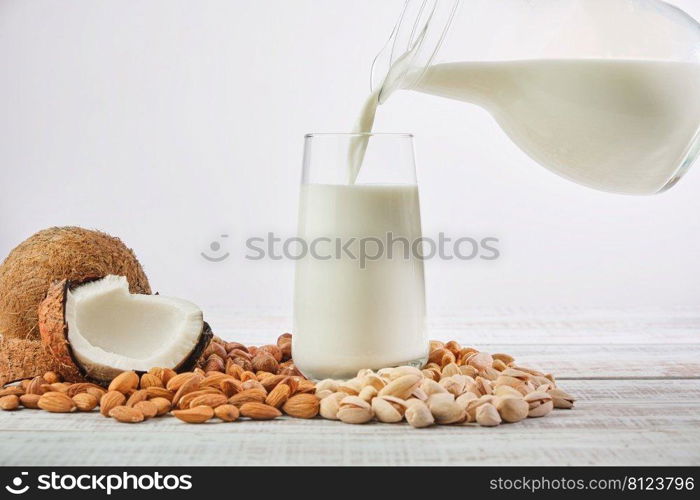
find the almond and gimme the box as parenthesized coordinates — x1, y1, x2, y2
(26, 376, 46, 395)
(282, 393, 320, 419)
(67, 383, 102, 398)
(140, 373, 164, 389)
(200, 372, 230, 388)
(100, 391, 126, 417)
(49, 383, 70, 393)
(220, 378, 243, 397)
(166, 372, 196, 392)
(134, 400, 158, 419)
(265, 383, 291, 408)
(295, 379, 317, 394)
(172, 405, 214, 424)
(150, 397, 172, 416)
(109, 405, 145, 423)
(239, 402, 281, 420)
(108, 371, 139, 394)
(0, 387, 24, 397)
(260, 374, 286, 392)
(43, 371, 61, 384)
(145, 387, 174, 401)
(20, 394, 41, 409)
(251, 353, 278, 373)
(38, 392, 76, 413)
(188, 394, 228, 409)
(86, 387, 107, 400)
(171, 374, 203, 406)
(177, 388, 221, 409)
(72, 393, 98, 412)
(0, 395, 20, 410)
(214, 404, 240, 422)
(228, 388, 267, 407)
(126, 389, 148, 407)
(259, 344, 283, 362)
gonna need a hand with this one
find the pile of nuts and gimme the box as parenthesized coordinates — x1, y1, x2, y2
(312, 339, 575, 427)
(0, 335, 575, 428)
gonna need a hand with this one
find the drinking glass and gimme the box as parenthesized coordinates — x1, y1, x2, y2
(293, 133, 428, 380)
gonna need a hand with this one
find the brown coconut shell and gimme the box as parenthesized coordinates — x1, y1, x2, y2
(37, 278, 213, 386)
(0, 336, 84, 387)
(0, 226, 151, 341)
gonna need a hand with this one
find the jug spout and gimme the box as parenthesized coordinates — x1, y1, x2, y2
(370, 0, 459, 104)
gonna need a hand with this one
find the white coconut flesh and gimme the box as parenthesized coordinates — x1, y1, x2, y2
(65, 275, 203, 377)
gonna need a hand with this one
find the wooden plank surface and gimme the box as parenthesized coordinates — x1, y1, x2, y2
(0, 308, 698, 466)
(0, 379, 698, 466)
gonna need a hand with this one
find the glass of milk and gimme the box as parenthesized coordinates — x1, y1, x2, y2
(293, 133, 428, 380)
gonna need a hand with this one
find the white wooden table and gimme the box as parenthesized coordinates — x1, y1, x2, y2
(1, 307, 698, 466)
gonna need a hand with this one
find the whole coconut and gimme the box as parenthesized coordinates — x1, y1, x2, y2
(0, 227, 150, 340)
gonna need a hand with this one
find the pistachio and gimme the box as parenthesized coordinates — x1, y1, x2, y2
(496, 397, 529, 423)
(319, 392, 347, 420)
(378, 374, 421, 399)
(404, 400, 434, 428)
(420, 379, 448, 396)
(474, 376, 492, 396)
(428, 394, 464, 424)
(388, 366, 423, 380)
(455, 391, 478, 409)
(459, 365, 479, 377)
(494, 385, 524, 398)
(315, 379, 339, 393)
(548, 388, 575, 409)
(440, 362, 461, 378)
(492, 359, 508, 371)
(467, 352, 493, 371)
(465, 395, 496, 421)
(371, 397, 404, 423)
(439, 376, 466, 396)
(525, 392, 554, 417)
(337, 396, 374, 424)
(362, 374, 386, 391)
(358, 385, 378, 402)
(476, 403, 501, 427)
(315, 389, 333, 400)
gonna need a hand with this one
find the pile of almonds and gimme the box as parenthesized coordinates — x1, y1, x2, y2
(0, 335, 575, 428)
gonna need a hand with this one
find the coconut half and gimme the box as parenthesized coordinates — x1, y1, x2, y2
(38, 275, 212, 385)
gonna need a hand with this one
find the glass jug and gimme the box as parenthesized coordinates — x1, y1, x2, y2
(370, 0, 700, 195)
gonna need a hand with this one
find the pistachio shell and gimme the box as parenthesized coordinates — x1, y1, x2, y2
(476, 403, 501, 427)
(496, 397, 529, 423)
(337, 406, 374, 424)
(315, 379, 339, 393)
(440, 363, 461, 378)
(528, 400, 554, 418)
(371, 397, 403, 423)
(429, 398, 465, 424)
(405, 401, 434, 428)
(455, 391, 478, 409)
(378, 374, 421, 399)
(390, 366, 423, 379)
(548, 388, 575, 409)
(358, 385, 378, 402)
(319, 392, 346, 420)
(420, 379, 448, 396)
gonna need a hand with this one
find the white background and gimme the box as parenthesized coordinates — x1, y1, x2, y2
(1, 0, 699, 313)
